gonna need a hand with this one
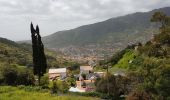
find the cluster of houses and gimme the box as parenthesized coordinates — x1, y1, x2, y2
(48, 65, 105, 92)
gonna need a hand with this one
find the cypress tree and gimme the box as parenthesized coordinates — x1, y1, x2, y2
(30, 23, 47, 85)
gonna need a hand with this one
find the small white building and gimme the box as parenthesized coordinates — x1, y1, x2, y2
(49, 68, 67, 81)
(80, 66, 93, 74)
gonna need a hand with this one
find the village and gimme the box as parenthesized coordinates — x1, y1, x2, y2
(49, 65, 104, 92)
(48, 63, 125, 93)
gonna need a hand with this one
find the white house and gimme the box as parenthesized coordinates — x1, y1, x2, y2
(49, 68, 67, 81)
(80, 66, 93, 74)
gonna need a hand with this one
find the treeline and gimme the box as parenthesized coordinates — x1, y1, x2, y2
(0, 63, 34, 85)
(95, 12, 170, 100)
(126, 11, 170, 100)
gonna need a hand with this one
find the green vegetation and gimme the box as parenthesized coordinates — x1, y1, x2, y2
(0, 86, 98, 100)
(114, 50, 136, 68)
(49, 80, 69, 94)
(96, 11, 170, 100)
(1, 8, 170, 100)
(0, 37, 78, 69)
(30, 23, 47, 85)
(0, 64, 34, 85)
(95, 73, 128, 99)
(126, 11, 170, 100)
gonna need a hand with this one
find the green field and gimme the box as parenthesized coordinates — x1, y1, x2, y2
(0, 86, 99, 100)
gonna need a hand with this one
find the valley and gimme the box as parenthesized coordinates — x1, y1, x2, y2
(0, 4, 170, 100)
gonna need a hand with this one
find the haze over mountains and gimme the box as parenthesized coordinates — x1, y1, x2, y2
(38, 7, 170, 60)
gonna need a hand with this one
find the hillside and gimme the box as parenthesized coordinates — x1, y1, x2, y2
(0, 37, 76, 68)
(97, 11, 170, 99)
(41, 7, 170, 58)
(0, 37, 32, 66)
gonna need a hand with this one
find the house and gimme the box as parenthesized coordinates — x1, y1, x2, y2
(76, 79, 95, 92)
(75, 72, 104, 92)
(80, 66, 93, 74)
(49, 68, 67, 81)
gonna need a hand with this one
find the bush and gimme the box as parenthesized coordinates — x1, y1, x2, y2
(66, 76, 76, 87)
(0, 64, 34, 85)
(1, 65, 18, 85)
(57, 80, 69, 93)
(40, 74, 49, 88)
(126, 89, 153, 100)
(16, 68, 34, 85)
(50, 81, 58, 94)
(49, 80, 69, 94)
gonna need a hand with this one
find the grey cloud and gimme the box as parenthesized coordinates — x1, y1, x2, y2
(0, 0, 170, 41)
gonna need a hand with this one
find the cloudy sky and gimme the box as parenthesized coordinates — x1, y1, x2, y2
(0, 0, 170, 41)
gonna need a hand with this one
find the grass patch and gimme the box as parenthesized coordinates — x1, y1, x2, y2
(114, 50, 136, 68)
(0, 86, 99, 100)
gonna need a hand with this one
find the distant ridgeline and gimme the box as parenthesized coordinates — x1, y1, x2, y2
(39, 7, 170, 58)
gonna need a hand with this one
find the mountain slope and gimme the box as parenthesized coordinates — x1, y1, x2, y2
(43, 7, 170, 49)
(0, 37, 32, 66)
(0, 37, 75, 68)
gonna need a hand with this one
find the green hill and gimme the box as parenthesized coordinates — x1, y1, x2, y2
(0, 37, 32, 66)
(0, 37, 75, 68)
(43, 7, 170, 49)
(99, 11, 170, 99)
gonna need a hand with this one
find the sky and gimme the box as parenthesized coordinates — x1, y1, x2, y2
(0, 0, 170, 41)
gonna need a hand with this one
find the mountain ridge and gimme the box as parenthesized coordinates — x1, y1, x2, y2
(20, 7, 170, 60)
(43, 7, 170, 48)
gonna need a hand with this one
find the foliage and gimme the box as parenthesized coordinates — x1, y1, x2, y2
(109, 49, 127, 65)
(125, 12, 170, 100)
(30, 23, 47, 85)
(56, 80, 69, 93)
(114, 50, 136, 68)
(95, 73, 130, 99)
(0, 86, 98, 100)
(40, 74, 49, 88)
(81, 73, 87, 80)
(49, 80, 69, 94)
(51, 81, 58, 94)
(0, 64, 34, 86)
(96, 11, 170, 99)
(66, 76, 76, 87)
(1, 65, 18, 85)
(138, 43, 167, 57)
(126, 89, 153, 100)
(16, 67, 34, 85)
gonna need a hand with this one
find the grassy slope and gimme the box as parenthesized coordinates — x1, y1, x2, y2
(0, 42, 32, 65)
(0, 86, 99, 100)
(94, 49, 136, 73)
(114, 50, 136, 68)
(108, 50, 136, 73)
(0, 38, 77, 68)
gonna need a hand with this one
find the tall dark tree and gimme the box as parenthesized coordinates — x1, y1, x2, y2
(30, 23, 47, 85)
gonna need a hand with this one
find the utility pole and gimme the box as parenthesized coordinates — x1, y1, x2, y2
(107, 65, 110, 96)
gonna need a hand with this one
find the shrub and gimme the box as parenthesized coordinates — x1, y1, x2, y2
(0, 64, 34, 85)
(126, 89, 153, 100)
(40, 74, 49, 88)
(50, 81, 58, 94)
(1, 65, 18, 85)
(66, 76, 76, 87)
(16, 68, 34, 85)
